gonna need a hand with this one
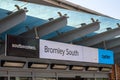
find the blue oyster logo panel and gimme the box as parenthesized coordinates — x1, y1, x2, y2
(98, 49, 114, 64)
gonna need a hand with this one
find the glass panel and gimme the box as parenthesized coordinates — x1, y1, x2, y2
(58, 77, 74, 80)
(82, 78, 109, 80)
(10, 77, 32, 80)
(35, 77, 56, 80)
(96, 78, 108, 80)
(10, 77, 15, 80)
(0, 77, 8, 80)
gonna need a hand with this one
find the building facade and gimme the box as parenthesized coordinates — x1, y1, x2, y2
(0, 0, 120, 80)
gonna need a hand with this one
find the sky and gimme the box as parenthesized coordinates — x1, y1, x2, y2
(66, 0, 120, 19)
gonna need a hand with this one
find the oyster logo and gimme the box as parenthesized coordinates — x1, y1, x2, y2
(12, 44, 36, 50)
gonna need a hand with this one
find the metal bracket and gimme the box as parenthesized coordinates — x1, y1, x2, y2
(34, 27, 39, 39)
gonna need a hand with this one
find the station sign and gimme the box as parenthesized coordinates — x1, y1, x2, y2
(39, 39, 114, 64)
(40, 39, 83, 62)
(6, 35, 114, 64)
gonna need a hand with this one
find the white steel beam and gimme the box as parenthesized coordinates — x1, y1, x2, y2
(93, 37, 120, 49)
(50, 22, 100, 42)
(0, 9, 26, 33)
(75, 27, 120, 46)
(20, 16, 67, 38)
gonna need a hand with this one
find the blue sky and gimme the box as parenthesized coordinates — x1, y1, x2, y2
(67, 0, 120, 19)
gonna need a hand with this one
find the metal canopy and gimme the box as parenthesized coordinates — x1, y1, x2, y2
(20, 16, 67, 38)
(74, 27, 120, 46)
(93, 37, 120, 49)
(0, 9, 26, 33)
(111, 46, 120, 54)
(50, 22, 100, 42)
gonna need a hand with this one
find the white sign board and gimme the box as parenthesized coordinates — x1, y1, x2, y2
(39, 39, 114, 64)
(40, 39, 83, 62)
(83, 46, 98, 63)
